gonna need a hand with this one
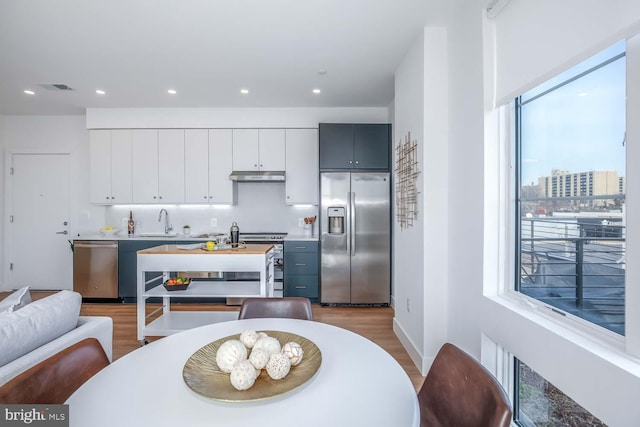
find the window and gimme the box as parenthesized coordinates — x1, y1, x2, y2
(516, 41, 626, 335)
(514, 358, 606, 426)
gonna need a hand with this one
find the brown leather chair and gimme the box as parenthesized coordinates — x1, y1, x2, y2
(418, 343, 512, 427)
(0, 337, 110, 404)
(238, 297, 314, 321)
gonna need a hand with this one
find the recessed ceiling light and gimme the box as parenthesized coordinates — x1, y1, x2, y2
(96, 89, 106, 95)
(167, 89, 177, 95)
(317, 69, 327, 75)
(240, 89, 249, 94)
(313, 89, 321, 94)
(577, 92, 588, 97)
(24, 90, 35, 95)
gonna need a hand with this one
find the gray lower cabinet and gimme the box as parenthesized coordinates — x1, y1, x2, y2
(284, 241, 319, 302)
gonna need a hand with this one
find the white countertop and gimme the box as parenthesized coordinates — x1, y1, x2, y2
(284, 234, 319, 242)
(74, 233, 319, 242)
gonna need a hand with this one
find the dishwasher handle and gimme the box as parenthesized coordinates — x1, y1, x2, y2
(74, 241, 118, 249)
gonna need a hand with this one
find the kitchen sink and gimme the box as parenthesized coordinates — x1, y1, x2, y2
(137, 233, 179, 238)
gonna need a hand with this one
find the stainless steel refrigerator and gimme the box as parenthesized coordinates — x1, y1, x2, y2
(320, 172, 390, 304)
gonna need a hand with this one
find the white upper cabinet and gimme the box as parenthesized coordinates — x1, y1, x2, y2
(158, 129, 185, 203)
(131, 129, 185, 204)
(232, 129, 259, 171)
(285, 128, 319, 205)
(90, 130, 132, 204)
(232, 129, 285, 171)
(131, 130, 159, 203)
(184, 129, 210, 203)
(258, 129, 286, 171)
(209, 129, 234, 204)
(184, 129, 234, 204)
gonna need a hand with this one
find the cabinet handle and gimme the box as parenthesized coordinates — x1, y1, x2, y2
(349, 160, 353, 164)
(153, 196, 157, 199)
(295, 263, 307, 266)
(204, 196, 207, 199)
(295, 286, 307, 289)
(111, 196, 115, 199)
(260, 164, 263, 167)
(105, 196, 110, 200)
(355, 160, 359, 164)
(159, 196, 163, 199)
(295, 246, 307, 249)
(254, 164, 258, 167)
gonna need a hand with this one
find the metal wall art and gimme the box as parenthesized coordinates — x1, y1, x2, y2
(394, 132, 420, 229)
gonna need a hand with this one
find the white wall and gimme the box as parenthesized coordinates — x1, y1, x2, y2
(86, 107, 389, 129)
(392, 27, 450, 374)
(442, 1, 640, 426)
(393, 32, 426, 369)
(0, 107, 389, 290)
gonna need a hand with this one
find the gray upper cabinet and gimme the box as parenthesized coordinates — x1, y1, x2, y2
(319, 123, 391, 171)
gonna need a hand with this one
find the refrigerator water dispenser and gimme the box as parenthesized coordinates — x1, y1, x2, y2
(327, 207, 345, 234)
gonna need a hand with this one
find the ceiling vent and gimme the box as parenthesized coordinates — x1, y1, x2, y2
(36, 83, 74, 91)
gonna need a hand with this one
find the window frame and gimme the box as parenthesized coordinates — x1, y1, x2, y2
(506, 43, 629, 346)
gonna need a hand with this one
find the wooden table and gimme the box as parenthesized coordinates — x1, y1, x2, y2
(136, 244, 274, 343)
(67, 318, 420, 427)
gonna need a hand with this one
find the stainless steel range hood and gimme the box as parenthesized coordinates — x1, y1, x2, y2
(229, 171, 286, 182)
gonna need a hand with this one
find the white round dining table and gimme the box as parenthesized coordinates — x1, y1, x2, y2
(66, 318, 419, 427)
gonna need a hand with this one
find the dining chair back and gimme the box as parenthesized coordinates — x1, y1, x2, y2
(238, 297, 314, 321)
(0, 337, 110, 404)
(418, 343, 512, 427)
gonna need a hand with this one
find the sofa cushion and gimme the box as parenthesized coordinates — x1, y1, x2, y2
(0, 287, 32, 314)
(0, 290, 82, 367)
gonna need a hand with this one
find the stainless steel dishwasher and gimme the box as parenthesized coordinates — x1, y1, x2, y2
(73, 240, 118, 298)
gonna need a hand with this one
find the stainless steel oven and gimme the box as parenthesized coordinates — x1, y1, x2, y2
(225, 232, 286, 304)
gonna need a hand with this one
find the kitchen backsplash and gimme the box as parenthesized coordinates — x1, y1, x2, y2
(103, 182, 317, 235)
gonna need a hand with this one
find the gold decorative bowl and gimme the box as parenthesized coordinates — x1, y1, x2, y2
(183, 331, 322, 402)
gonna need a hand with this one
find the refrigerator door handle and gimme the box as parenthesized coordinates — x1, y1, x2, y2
(351, 192, 356, 256)
(347, 191, 352, 255)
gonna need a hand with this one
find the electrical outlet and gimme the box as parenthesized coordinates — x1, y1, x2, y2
(298, 218, 304, 227)
(210, 218, 217, 228)
(406, 298, 411, 313)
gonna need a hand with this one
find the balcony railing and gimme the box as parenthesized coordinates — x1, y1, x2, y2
(519, 218, 625, 334)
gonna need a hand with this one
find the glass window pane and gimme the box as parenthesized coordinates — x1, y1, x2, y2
(517, 42, 626, 335)
(515, 359, 606, 426)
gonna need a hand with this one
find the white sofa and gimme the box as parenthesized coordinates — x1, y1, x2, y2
(0, 289, 113, 386)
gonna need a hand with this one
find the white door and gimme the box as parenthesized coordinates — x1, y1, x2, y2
(9, 153, 72, 290)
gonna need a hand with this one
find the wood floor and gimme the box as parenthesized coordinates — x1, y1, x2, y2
(78, 301, 425, 392)
(1, 291, 425, 391)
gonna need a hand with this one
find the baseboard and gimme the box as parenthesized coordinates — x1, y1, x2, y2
(393, 317, 428, 375)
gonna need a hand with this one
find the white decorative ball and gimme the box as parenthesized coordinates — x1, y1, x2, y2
(216, 339, 248, 373)
(230, 360, 258, 391)
(266, 353, 291, 380)
(249, 348, 270, 370)
(253, 336, 281, 355)
(282, 341, 304, 366)
(257, 332, 269, 340)
(240, 330, 260, 348)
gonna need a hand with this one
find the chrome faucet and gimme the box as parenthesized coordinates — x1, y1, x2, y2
(158, 209, 172, 234)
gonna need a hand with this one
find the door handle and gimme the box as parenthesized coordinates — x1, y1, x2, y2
(56, 230, 68, 235)
(351, 192, 356, 256)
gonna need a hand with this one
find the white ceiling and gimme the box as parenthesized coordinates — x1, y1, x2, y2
(0, 0, 448, 115)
